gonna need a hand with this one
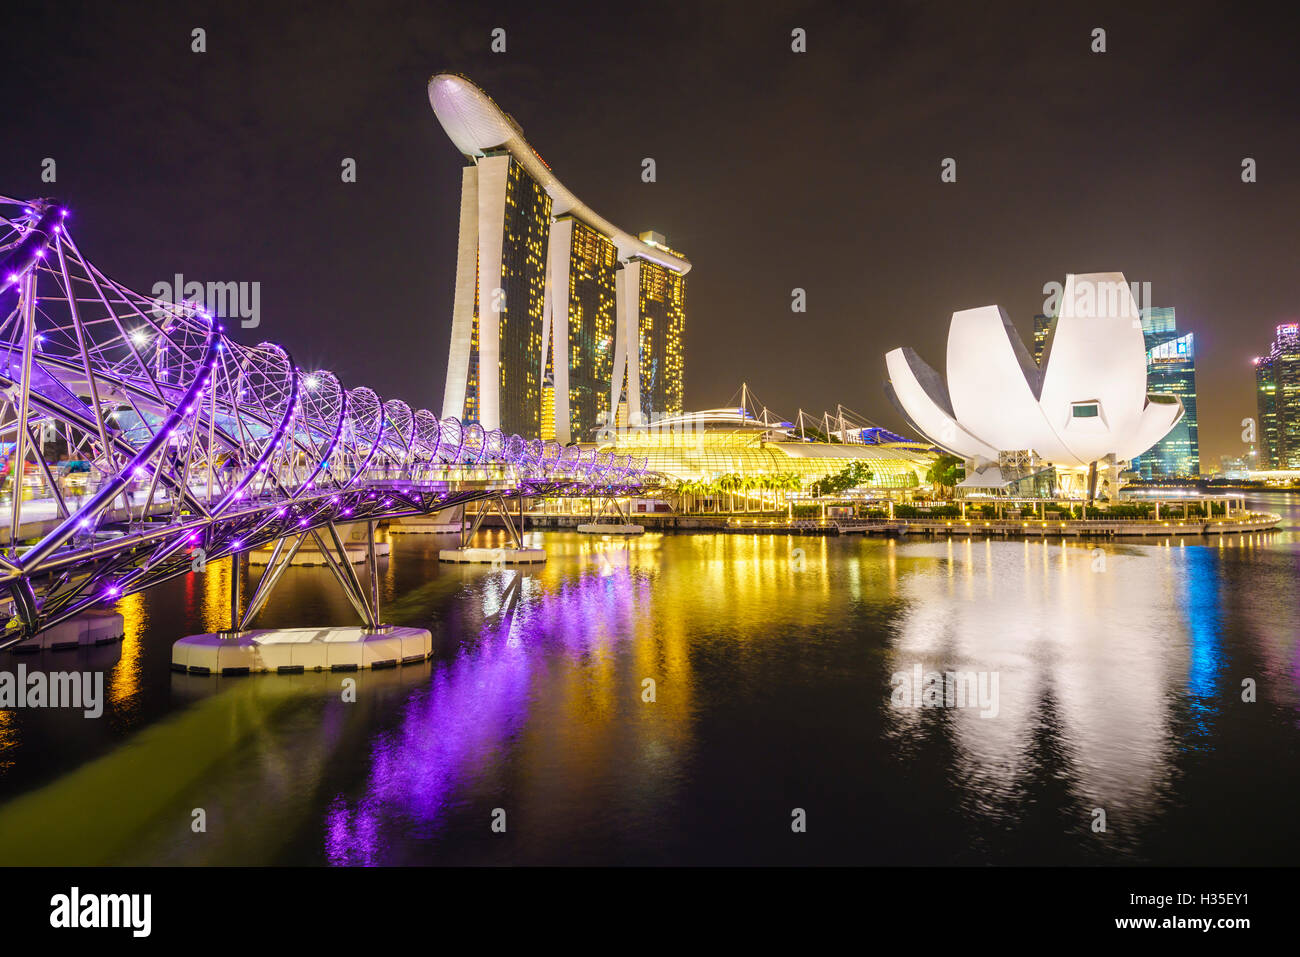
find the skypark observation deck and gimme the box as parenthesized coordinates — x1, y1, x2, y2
(0, 196, 656, 645)
(428, 73, 690, 274)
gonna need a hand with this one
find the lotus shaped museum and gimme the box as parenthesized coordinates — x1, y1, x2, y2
(885, 272, 1184, 496)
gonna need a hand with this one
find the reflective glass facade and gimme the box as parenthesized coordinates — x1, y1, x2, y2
(601, 428, 931, 488)
(1131, 307, 1199, 477)
(1255, 323, 1300, 468)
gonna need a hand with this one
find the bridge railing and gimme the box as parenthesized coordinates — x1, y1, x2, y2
(0, 196, 655, 638)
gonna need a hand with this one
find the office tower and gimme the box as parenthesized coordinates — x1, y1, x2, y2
(1032, 313, 1053, 365)
(1255, 322, 1300, 468)
(1130, 306, 1199, 477)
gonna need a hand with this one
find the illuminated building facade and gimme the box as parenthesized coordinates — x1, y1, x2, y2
(1130, 307, 1199, 477)
(886, 273, 1184, 499)
(540, 375, 556, 442)
(596, 409, 933, 488)
(430, 74, 691, 442)
(546, 215, 617, 443)
(441, 149, 551, 435)
(1255, 322, 1300, 468)
(1032, 312, 1053, 365)
(612, 233, 687, 428)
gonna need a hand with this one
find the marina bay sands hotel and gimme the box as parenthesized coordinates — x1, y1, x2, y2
(428, 73, 689, 443)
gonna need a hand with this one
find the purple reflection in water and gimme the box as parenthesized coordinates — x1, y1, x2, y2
(323, 624, 534, 864)
(322, 559, 645, 865)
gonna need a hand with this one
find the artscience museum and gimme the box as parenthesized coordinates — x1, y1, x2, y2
(885, 273, 1184, 500)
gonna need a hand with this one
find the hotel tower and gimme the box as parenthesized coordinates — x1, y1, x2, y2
(429, 73, 690, 441)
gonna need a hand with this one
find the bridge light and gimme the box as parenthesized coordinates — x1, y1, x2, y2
(130, 329, 150, 348)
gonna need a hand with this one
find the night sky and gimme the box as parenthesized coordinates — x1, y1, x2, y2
(5, 1, 1298, 465)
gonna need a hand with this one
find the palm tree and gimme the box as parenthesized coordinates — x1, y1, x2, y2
(687, 478, 706, 513)
(716, 473, 735, 512)
(779, 472, 802, 508)
(740, 473, 756, 514)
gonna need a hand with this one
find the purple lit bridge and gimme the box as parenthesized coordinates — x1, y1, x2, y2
(0, 197, 657, 646)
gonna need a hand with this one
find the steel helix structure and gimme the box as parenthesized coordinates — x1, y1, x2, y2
(0, 197, 654, 641)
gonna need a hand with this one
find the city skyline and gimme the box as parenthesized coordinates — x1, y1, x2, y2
(3, 3, 1298, 465)
(2, 0, 1298, 903)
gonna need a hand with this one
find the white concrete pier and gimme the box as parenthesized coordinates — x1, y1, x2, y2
(438, 546, 546, 564)
(389, 507, 461, 534)
(576, 523, 644, 535)
(171, 625, 433, 675)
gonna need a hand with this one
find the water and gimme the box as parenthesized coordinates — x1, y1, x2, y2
(1, 494, 1297, 865)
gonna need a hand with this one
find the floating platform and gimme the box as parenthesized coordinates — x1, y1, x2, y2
(438, 546, 546, 564)
(576, 523, 645, 535)
(171, 625, 433, 675)
(389, 515, 460, 534)
(10, 610, 125, 653)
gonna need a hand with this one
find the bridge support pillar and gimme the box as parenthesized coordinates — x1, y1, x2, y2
(226, 550, 243, 637)
(173, 625, 433, 676)
(577, 493, 644, 535)
(438, 494, 546, 564)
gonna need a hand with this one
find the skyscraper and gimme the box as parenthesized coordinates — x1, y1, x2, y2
(441, 149, 551, 436)
(1130, 306, 1199, 477)
(546, 215, 617, 442)
(430, 74, 690, 442)
(1255, 322, 1300, 468)
(1032, 312, 1053, 365)
(611, 232, 687, 427)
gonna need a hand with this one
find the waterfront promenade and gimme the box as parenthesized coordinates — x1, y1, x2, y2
(521, 511, 1283, 538)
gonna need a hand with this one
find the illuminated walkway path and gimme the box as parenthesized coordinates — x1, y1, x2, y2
(0, 196, 655, 643)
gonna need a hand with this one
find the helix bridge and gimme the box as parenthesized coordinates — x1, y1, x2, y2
(0, 196, 656, 646)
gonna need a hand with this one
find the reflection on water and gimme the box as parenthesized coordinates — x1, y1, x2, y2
(0, 494, 1298, 864)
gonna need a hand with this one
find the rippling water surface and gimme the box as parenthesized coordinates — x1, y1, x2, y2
(1, 494, 1297, 865)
